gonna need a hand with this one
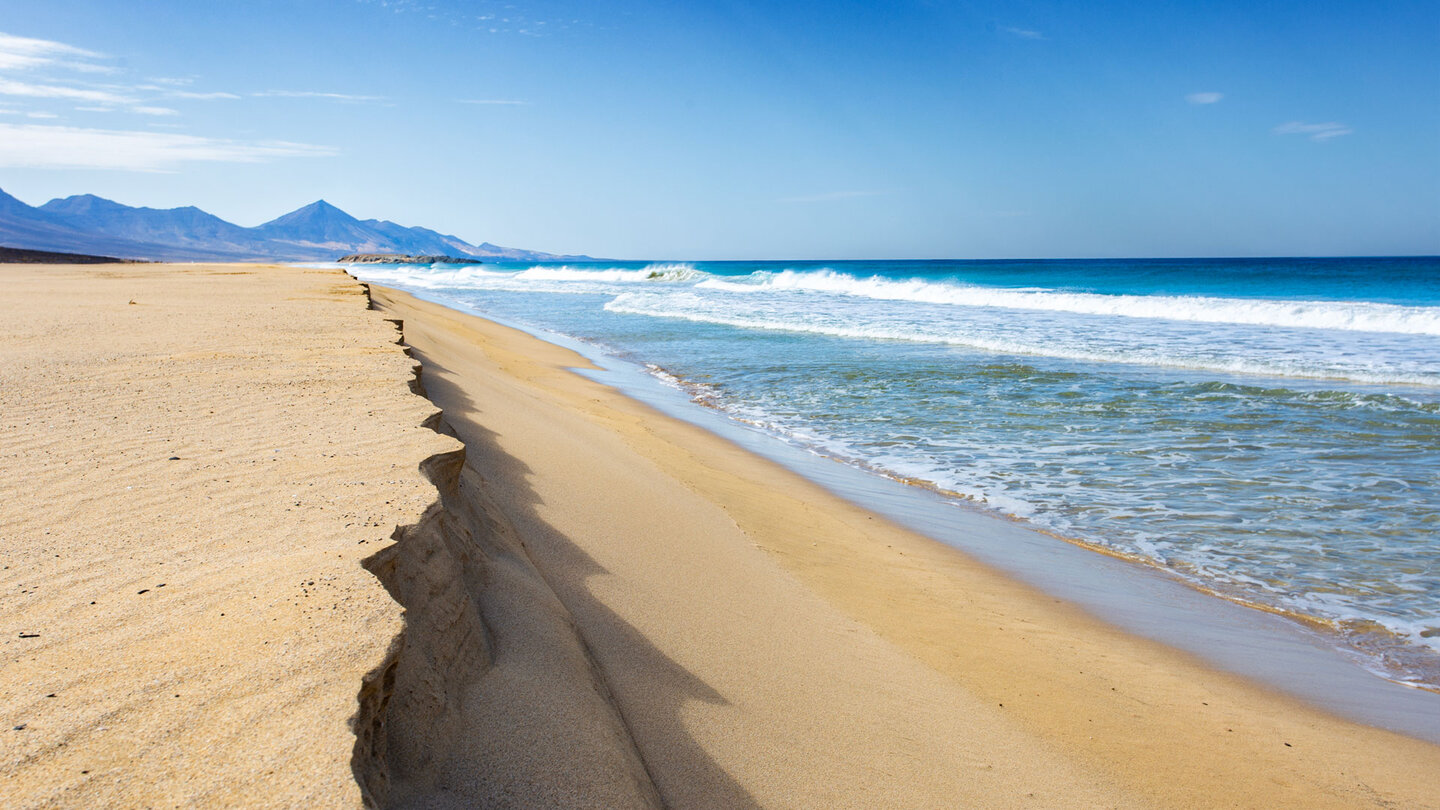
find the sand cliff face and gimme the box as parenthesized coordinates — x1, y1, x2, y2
(349, 309, 661, 809)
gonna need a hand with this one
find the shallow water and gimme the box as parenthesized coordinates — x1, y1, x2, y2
(352, 256, 1440, 688)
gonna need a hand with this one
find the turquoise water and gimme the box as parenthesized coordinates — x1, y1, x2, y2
(352, 257, 1440, 688)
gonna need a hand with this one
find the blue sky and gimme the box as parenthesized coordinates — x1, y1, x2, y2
(0, 0, 1435, 259)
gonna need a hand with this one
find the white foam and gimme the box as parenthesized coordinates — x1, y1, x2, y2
(604, 291, 1440, 386)
(698, 269, 1440, 336)
(515, 263, 700, 283)
(353, 265, 511, 289)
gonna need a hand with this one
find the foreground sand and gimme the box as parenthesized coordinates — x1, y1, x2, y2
(2, 263, 1437, 808)
(364, 284, 1440, 809)
(0, 264, 455, 807)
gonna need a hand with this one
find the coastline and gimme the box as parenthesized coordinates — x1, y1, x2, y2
(374, 278, 1440, 725)
(364, 282, 1440, 807)
(2, 263, 1436, 807)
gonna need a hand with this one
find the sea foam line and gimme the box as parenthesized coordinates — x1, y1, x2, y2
(698, 270, 1440, 336)
(352, 262, 702, 291)
(605, 292, 1440, 386)
(513, 263, 700, 283)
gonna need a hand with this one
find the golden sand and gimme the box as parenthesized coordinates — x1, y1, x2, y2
(0, 264, 455, 807)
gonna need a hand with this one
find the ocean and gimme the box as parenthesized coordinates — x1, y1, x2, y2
(351, 256, 1440, 690)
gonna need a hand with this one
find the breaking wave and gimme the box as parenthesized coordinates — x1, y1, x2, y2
(604, 291, 1440, 386)
(698, 270, 1440, 335)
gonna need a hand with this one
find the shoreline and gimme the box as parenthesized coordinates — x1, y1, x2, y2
(638, 367, 1440, 701)
(364, 281, 1440, 807)
(386, 282, 1440, 726)
(345, 258, 1440, 691)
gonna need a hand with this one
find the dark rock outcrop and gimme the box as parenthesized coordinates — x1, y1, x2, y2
(339, 253, 484, 265)
(0, 245, 137, 264)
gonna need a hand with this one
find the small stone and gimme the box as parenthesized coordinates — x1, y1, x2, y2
(137, 589, 149, 595)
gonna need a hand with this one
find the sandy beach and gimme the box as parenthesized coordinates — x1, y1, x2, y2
(3, 264, 1438, 808)
(0, 264, 456, 807)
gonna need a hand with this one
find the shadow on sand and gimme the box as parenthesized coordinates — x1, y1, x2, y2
(352, 325, 761, 810)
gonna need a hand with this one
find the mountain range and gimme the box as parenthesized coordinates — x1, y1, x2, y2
(0, 187, 589, 263)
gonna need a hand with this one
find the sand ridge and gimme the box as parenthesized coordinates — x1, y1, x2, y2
(0, 264, 456, 808)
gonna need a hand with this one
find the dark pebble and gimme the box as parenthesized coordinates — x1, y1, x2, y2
(137, 589, 149, 595)
(19, 632, 39, 638)
(168, 457, 180, 461)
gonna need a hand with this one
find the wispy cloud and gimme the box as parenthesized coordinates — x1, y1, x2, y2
(1001, 26, 1045, 40)
(0, 78, 135, 105)
(162, 89, 241, 100)
(779, 190, 889, 204)
(458, 98, 530, 106)
(1274, 121, 1353, 141)
(0, 123, 337, 171)
(351, 0, 586, 37)
(253, 90, 384, 102)
(0, 32, 109, 73)
(0, 36, 252, 119)
(1186, 92, 1223, 105)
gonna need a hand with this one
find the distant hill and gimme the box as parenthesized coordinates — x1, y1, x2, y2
(0, 188, 591, 263)
(0, 188, 185, 260)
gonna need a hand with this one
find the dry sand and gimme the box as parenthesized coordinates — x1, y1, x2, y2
(2, 263, 1437, 808)
(0, 264, 455, 808)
